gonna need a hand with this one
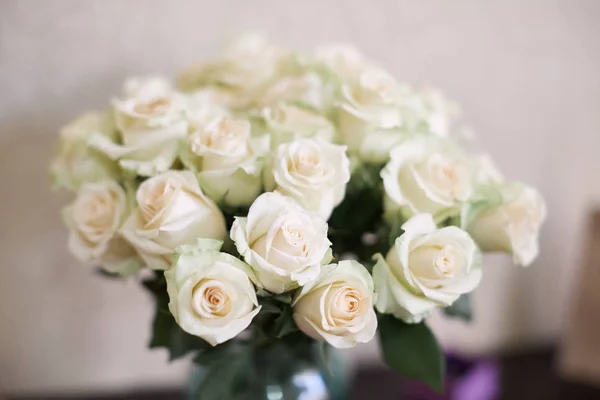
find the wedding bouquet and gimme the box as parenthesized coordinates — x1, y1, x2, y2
(50, 33, 546, 395)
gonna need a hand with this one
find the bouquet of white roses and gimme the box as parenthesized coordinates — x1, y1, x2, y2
(50, 33, 546, 395)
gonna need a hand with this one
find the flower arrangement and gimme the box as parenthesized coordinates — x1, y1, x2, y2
(50, 33, 546, 395)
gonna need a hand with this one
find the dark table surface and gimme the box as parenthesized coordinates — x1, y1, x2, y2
(9, 347, 600, 400)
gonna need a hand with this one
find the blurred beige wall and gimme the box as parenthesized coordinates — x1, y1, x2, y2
(1, 0, 599, 395)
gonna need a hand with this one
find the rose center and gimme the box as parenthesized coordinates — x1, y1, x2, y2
(190, 119, 251, 165)
(344, 291, 361, 314)
(74, 190, 117, 236)
(192, 282, 231, 318)
(140, 181, 176, 223)
(289, 147, 330, 180)
(133, 97, 171, 116)
(330, 286, 365, 326)
(435, 245, 459, 276)
(432, 160, 458, 188)
(283, 225, 310, 256)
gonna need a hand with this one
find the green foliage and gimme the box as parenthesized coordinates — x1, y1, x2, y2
(378, 314, 445, 393)
(328, 163, 386, 261)
(219, 203, 250, 232)
(272, 311, 299, 338)
(95, 267, 122, 279)
(190, 342, 253, 400)
(386, 210, 406, 247)
(255, 295, 300, 340)
(443, 293, 473, 322)
(318, 340, 333, 376)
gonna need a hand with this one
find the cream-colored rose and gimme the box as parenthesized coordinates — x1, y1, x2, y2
(399, 87, 459, 139)
(382, 137, 473, 221)
(64, 180, 142, 276)
(101, 235, 145, 276)
(468, 183, 546, 266)
(338, 71, 460, 164)
(262, 103, 337, 147)
(340, 68, 403, 129)
(231, 192, 332, 294)
(338, 68, 404, 162)
(293, 260, 377, 349)
(122, 75, 173, 99)
(373, 213, 482, 323)
(50, 112, 120, 191)
(181, 115, 269, 207)
(178, 32, 285, 100)
(253, 72, 330, 111)
(184, 89, 232, 119)
(120, 171, 226, 270)
(89, 77, 188, 176)
(165, 239, 260, 346)
(314, 43, 369, 80)
(265, 138, 350, 219)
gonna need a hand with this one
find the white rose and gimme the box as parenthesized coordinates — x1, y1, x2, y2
(184, 89, 233, 118)
(101, 235, 145, 276)
(89, 77, 188, 176)
(122, 75, 173, 99)
(262, 103, 337, 147)
(314, 43, 369, 80)
(50, 112, 120, 191)
(120, 171, 226, 270)
(373, 213, 482, 323)
(178, 32, 285, 97)
(293, 260, 378, 349)
(181, 115, 269, 207)
(338, 68, 405, 162)
(64, 180, 142, 276)
(230, 192, 332, 294)
(340, 68, 402, 129)
(382, 137, 473, 221)
(399, 87, 459, 138)
(165, 239, 260, 346)
(467, 183, 546, 266)
(112, 79, 186, 133)
(253, 72, 330, 111)
(265, 138, 350, 219)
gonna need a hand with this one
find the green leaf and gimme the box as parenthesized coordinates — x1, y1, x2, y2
(386, 211, 405, 247)
(272, 292, 293, 304)
(193, 341, 244, 366)
(443, 294, 473, 322)
(378, 314, 445, 392)
(192, 347, 252, 400)
(273, 311, 299, 338)
(330, 187, 382, 234)
(95, 267, 122, 279)
(318, 341, 333, 376)
(191, 342, 254, 399)
(257, 298, 283, 314)
(141, 271, 166, 294)
(329, 163, 384, 243)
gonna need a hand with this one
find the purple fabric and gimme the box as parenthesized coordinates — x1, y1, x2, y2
(451, 360, 499, 400)
(402, 354, 500, 400)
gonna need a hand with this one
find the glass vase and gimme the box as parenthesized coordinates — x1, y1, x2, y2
(186, 340, 348, 400)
